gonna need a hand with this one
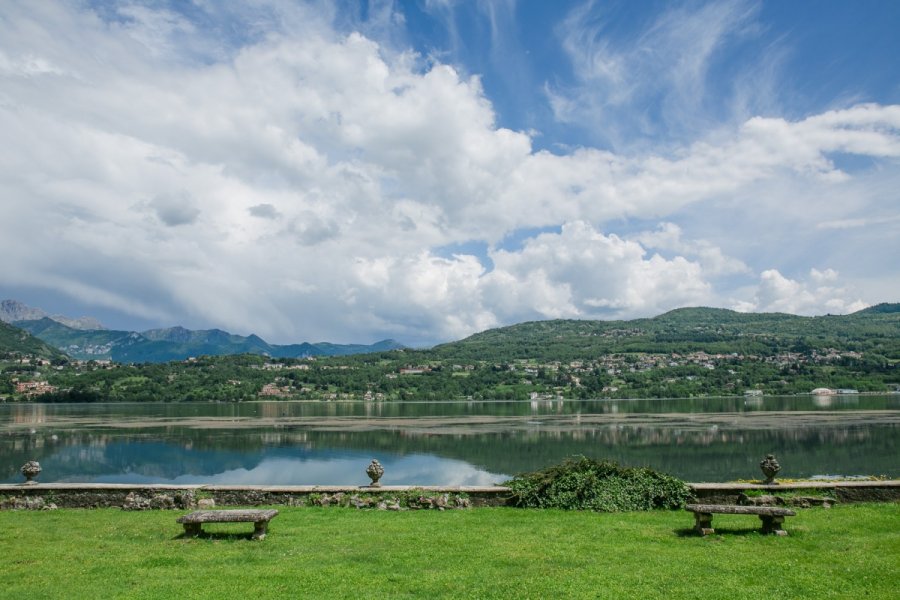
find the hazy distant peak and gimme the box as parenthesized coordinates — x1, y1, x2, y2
(1, 299, 44, 322)
(1, 299, 105, 330)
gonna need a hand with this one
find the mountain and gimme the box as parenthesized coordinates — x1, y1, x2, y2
(0, 299, 44, 322)
(12, 318, 405, 363)
(10, 298, 899, 366)
(13, 318, 138, 360)
(7, 305, 898, 402)
(0, 299, 105, 330)
(140, 327, 271, 352)
(0, 320, 67, 360)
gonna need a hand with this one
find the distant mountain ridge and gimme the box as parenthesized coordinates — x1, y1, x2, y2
(11, 317, 404, 363)
(2, 299, 404, 363)
(0, 299, 105, 331)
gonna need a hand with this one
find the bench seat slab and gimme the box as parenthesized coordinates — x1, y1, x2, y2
(177, 509, 279, 524)
(685, 504, 796, 517)
(686, 504, 794, 536)
(177, 509, 278, 540)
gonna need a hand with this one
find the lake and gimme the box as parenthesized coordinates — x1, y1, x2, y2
(2, 395, 898, 485)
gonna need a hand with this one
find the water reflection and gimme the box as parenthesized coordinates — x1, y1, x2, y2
(89, 453, 504, 487)
(4, 394, 895, 424)
(1, 397, 897, 484)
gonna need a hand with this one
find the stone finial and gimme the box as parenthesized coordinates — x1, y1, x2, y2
(759, 454, 781, 484)
(366, 459, 385, 487)
(21, 460, 42, 485)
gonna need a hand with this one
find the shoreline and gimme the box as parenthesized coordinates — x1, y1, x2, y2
(3, 390, 899, 405)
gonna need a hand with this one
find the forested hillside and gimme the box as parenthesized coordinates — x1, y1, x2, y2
(2, 306, 898, 402)
(430, 305, 900, 362)
(0, 321, 66, 360)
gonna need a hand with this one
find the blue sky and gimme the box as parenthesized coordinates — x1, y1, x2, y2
(1, 1, 899, 345)
(397, 1, 900, 148)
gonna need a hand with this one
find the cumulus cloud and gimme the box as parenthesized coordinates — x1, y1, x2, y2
(482, 221, 712, 321)
(0, 1, 897, 344)
(351, 221, 714, 342)
(633, 223, 749, 276)
(352, 251, 494, 342)
(733, 269, 868, 315)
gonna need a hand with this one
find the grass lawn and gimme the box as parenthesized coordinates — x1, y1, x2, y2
(1, 504, 897, 599)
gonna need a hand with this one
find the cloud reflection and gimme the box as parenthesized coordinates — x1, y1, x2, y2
(92, 452, 508, 486)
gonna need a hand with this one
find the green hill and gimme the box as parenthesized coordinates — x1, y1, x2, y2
(0, 321, 67, 360)
(854, 302, 900, 314)
(429, 307, 900, 362)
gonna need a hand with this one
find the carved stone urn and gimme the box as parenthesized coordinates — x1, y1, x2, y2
(21, 461, 41, 485)
(759, 454, 781, 484)
(366, 459, 385, 487)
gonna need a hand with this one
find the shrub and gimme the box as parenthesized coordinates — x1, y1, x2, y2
(504, 456, 692, 512)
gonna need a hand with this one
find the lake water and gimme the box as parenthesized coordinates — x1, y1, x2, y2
(2, 396, 898, 485)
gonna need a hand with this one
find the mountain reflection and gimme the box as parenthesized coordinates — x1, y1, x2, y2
(1, 398, 897, 483)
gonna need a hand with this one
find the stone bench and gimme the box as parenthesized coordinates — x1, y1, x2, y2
(685, 504, 796, 536)
(177, 509, 279, 540)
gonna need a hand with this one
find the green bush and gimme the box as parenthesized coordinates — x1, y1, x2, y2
(505, 456, 692, 512)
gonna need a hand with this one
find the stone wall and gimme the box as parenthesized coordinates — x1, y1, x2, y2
(689, 481, 900, 505)
(1, 481, 896, 511)
(0, 484, 511, 511)
(0, 486, 198, 511)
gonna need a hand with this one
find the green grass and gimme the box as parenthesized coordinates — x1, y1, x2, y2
(1, 505, 898, 599)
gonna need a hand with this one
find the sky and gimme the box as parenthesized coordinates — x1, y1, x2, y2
(1, 0, 899, 346)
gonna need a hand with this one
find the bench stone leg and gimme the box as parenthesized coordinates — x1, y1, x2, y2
(183, 523, 202, 537)
(252, 521, 268, 540)
(759, 515, 788, 536)
(693, 512, 715, 536)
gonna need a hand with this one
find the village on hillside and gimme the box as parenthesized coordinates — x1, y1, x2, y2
(1, 344, 892, 403)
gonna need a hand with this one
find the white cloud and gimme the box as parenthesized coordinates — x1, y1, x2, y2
(809, 268, 838, 285)
(733, 269, 868, 315)
(0, 1, 897, 344)
(0, 51, 67, 77)
(352, 252, 495, 342)
(482, 221, 712, 321)
(633, 223, 750, 276)
(349, 221, 716, 341)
